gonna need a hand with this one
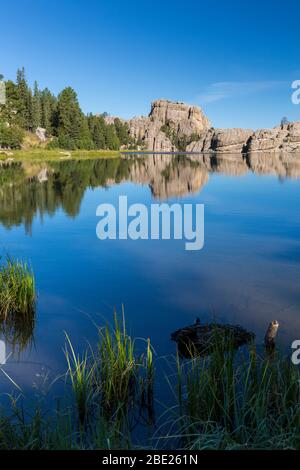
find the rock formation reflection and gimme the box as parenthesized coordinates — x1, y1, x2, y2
(0, 152, 299, 231)
(125, 154, 208, 199)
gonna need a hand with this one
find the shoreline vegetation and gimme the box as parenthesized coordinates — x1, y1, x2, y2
(1, 68, 300, 157)
(0, 68, 143, 153)
(0, 294, 300, 449)
(0, 257, 36, 353)
(0, 149, 121, 161)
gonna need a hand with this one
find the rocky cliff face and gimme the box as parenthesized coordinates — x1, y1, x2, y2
(114, 99, 211, 152)
(187, 128, 253, 154)
(149, 99, 210, 137)
(187, 123, 300, 154)
(106, 99, 300, 154)
(247, 122, 300, 153)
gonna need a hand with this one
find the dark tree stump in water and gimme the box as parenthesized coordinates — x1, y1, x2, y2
(264, 320, 279, 355)
(171, 320, 255, 358)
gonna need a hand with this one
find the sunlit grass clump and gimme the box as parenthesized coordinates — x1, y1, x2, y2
(0, 257, 36, 350)
(96, 312, 153, 413)
(64, 311, 154, 434)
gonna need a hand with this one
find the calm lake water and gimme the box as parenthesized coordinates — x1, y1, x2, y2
(0, 152, 300, 395)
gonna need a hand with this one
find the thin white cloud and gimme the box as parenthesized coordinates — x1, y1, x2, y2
(197, 80, 286, 104)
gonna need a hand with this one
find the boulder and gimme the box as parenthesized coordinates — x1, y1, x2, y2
(35, 127, 47, 142)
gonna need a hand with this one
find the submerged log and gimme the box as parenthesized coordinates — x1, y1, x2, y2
(171, 320, 255, 358)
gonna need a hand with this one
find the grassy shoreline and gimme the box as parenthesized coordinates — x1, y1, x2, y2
(0, 149, 121, 162)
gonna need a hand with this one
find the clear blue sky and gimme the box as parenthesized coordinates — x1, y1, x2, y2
(1, 0, 300, 128)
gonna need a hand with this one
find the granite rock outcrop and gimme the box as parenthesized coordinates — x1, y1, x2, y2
(105, 99, 300, 154)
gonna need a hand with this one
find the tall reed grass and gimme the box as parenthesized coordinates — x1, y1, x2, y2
(64, 311, 154, 442)
(167, 336, 300, 449)
(0, 256, 36, 351)
(0, 317, 300, 450)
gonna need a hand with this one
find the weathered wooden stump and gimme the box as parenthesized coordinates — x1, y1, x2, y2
(264, 320, 279, 355)
(171, 319, 255, 358)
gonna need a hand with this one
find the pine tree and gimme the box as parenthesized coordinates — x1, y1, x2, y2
(27, 88, 34, 131)
(56, 87, 84, 148)
(16, 67, 31, 129)
(0, 81, 20, 124)
(77, 118, 94, 149)
(40, 88, 56, 134)
(88, 114, 106, 149)
(114, 118, 130, 146)
(32, 81, 41, 131)
(105, 124, 120, 150)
